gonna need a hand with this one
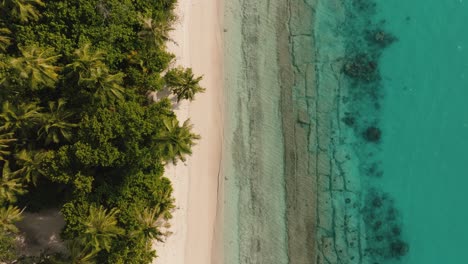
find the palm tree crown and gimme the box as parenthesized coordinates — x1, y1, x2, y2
(66, 43, 106, 82)
(80, 205, 124, 252)
(38, 99, 77, 145)
(79, 67, 125, 105)
(15, 149, 46, 184)
(0, 101, 42, 133)
(1, 0, 45, 23)
(0, 57, 7, 86)
(138, 16, 174, 49)
(156, 118, 200, 164)
(0, 161, 25, 203)
(164, 67, 205, 102)
(0, 132, 15, 160)
(9, 45, 61, 90)
(0, 27, 12, 53)
(0, 205, 23, 234)
(132, 207, 170, 243)
(65, 239, 98, 264)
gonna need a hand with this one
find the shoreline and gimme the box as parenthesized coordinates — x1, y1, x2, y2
(153, 0, 224, 263)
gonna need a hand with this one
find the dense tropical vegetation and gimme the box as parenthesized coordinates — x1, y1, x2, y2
(0, 0, 204, 262)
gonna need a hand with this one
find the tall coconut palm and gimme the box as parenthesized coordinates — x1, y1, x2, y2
(0, 205, 22, 234)
(38, 99, 77, 145)
(80, 205, 124, 252)
(9, 45, 61, 90)
(164, 67, 205, 102)
(131, 206, 170, 244)
(0, 27, 11, 53)
(156, 118, 200, 164)
(0, 101, 42, 133)
(80, 67, 125, 105)
(1, 0, 45, 23)
(138, 16, 174, 49)
(66, 43, 106, 83)
(0, 161, 25, 203)
(15, 149, 46, 184)
(0, 132, 15, 161)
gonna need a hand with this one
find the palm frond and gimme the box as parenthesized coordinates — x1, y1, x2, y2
(10, 45, 61, 90)
(0, 205, 23, 233)
(0, 161, 26, 203)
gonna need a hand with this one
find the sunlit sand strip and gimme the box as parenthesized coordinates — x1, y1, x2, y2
(153, 0, 223, 263)
(152, 0, 191, 263)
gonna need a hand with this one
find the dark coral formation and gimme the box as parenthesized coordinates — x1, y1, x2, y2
(342, 112, 356, 127)
(366, 29, 397, 48)
(343, 54, 379, 82)
(362, 190, 409, 261)
(363, 126, 382, 142)
(314, 0, 409, 263)
(340, 1, 409, 263)
(366, 162, 384, 178)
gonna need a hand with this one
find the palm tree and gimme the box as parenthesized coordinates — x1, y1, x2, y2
(15, 149, 46, 184)
(138, 16, 174, 49)
(0, 161, 25, 203)
(0, 58, 7, 86)
(65, 239, 98, 264)
(150, 180, 174, 219)
(0, 132, 15, 161)
(0, 205, 23, 234)
(156, 117, 200, 164)
(0, 101, 42, 133)
(9, 45, 61, 90)
(0, 27, 11, 53)
(164, 67, 205, 102)
(80, 205, 124, 252)
(66, 43, 106, 82)
(79, 67, 125, 105)
(38, 99, 77, 145)
(1, 0, 45, 23)
(131, 207, 170, 244)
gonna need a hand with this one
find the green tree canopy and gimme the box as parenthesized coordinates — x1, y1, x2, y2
(0, 0, 203, 262)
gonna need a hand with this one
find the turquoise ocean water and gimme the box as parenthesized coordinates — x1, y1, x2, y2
(378, 0, 468, 263)
(224, 0, 468, 263)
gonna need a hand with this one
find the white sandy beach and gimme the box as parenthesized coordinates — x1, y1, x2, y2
(153, 0, 223, 263)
